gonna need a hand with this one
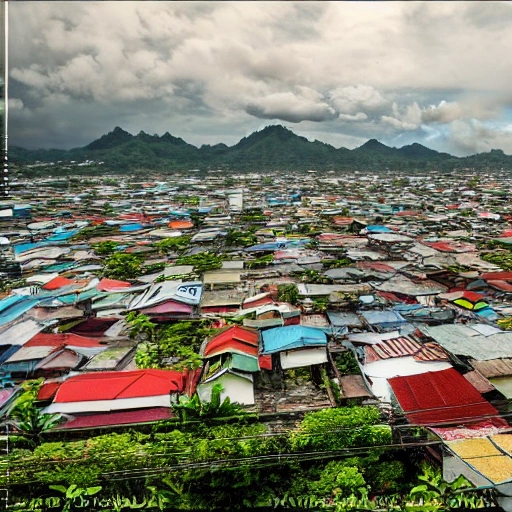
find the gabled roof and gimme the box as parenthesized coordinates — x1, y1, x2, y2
(388, 368, 499, 425)
(261, 325, 327, 354)
(53, 369, 184, 403)
(25, 332, 105, 348)
(96, 278, 132, 292)
(203, 325, 259, 358)
(59, 407, 173, 430)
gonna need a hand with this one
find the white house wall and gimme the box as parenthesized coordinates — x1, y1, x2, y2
(280, 347, 328, 369)
(197, 373, 254, 405)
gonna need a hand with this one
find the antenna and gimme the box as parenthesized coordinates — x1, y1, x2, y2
(2, 0, 8, 198)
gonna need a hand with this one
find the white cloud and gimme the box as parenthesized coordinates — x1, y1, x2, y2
(246, 88, 336, 123)
(330, 85, 388, 116)
(338, 112, 368, 122)
(448, 119, 512, 155)
(8, 2, 512, 154)
(381, 102, 422, 131)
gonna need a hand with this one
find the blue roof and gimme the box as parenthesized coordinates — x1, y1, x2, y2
(0, 298, 41, 327)
(261, 325, 327, 354)
(46, 229, 82, 241)
(366, 225, 392, 233)
(0, 295, 26, 315)
(120, 223, 144, 232)
(13, 241, 48, 256)
(245, 239, 311, 252)
(360, 310, 407, 327)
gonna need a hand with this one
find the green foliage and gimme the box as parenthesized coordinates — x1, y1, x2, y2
(134, 342, 161, 369)
(240, 213, 267, 223)
(8, 380, 61, 448)
(172, 384, 247, 423)
(276, 283, 299, 305)
(91, 240, 121, 256)
(154, 235, 192, 254)
(48, 484, 102, 512)
(0, 278, 26, 294)
(291, 406, 390, 452)
(103, 252, 143, 280)
(13, 124, 512, 174)
(482, 250, 512, 271)
(126, 313, 157, 342)
(334, 350, 361, 375)
(175, 252, 223, 274)
(129, 317, 214, 370)
(322, 258, 352, 269)
(407, 462, 489, 510)
(311, 298, 329, 312)
(498, 317, 512, 331)
(246, 254, 274, 269)
(300, 269, 332, 284)
(224, 229, 258, 247)
(366, 460, 406, 492)
(175, 195, 200, 205)
(309, 460, 367, 497)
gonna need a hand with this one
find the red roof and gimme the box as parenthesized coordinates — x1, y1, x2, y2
(25, 333, 104, 348)
(37, 382, 61, 401)
(259, 354, 272, 370)
(481, 271, 512, 282)
(54, 369, 185, 403)
(457, 291, 485, 303)
(168, 220, 194, 230)
(203, 326, 259, 358)
(425, 241, 456, 252)
(60, 407, 172, 429)
(68, 318, 119, 337)
(356, 261, 396, 273)
(96, 278, 132, 292)
(488, 280, 512, 292)
(42, 276, 78, 290)
(388, 368, 499, 426)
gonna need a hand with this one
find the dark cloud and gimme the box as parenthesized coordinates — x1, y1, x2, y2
(7, 2, 512, 155)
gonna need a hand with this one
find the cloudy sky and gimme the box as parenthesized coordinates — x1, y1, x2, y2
(8, 1, 512, 155)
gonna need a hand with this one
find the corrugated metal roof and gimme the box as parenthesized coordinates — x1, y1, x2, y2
(423, 325, 512, 361)
(59, 407, 172, 430)
(262, 325, 327, 354)
(471, 359, 512, 379)
(388, 368, 499, 425)
(54, 369, 184, 403)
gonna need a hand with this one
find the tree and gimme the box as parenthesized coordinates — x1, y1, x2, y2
(277, 284, 299, 305)
(103, 252, 143, 280)
(172, 384, 247, 423)
(8, 380, 61, 448)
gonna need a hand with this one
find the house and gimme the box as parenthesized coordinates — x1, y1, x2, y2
(197, 326, 260, 406)
(388, 368, 501, 426)
(44, 369, 185, 414)
(261, 325, 328, 369)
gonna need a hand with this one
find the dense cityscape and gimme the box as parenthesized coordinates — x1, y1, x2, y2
(4, 0, 512, 510)
(0, 163, 512, 509)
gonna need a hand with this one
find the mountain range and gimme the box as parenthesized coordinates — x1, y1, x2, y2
(10, 125, 512, 172)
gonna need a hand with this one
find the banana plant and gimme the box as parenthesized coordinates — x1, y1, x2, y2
(48, 485, 102, 512)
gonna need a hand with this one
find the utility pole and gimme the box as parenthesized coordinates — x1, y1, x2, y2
(1, 0, 8, 198)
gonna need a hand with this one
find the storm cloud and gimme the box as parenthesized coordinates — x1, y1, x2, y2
(8, 1, 512, 154)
